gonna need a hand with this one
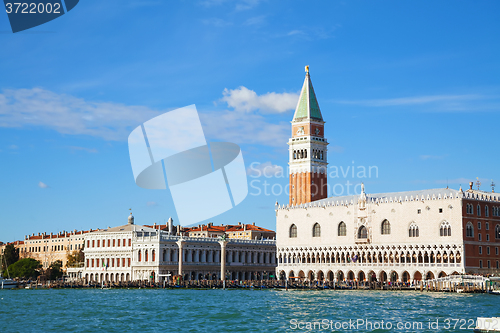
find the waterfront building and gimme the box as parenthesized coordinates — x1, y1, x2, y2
(1, 230, 87, 270)
(185, 222, 275, 240)
(71, 214, 277, 283)
(276, 67, 500, 283)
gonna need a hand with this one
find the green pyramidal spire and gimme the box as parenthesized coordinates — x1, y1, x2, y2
(292, 66, 323, 122)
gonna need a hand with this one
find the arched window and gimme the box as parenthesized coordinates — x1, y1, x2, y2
(313, 223, 321, 237)
(152, 250, 156, 262)
(477, 204, 481, 216)
(496, 224, 500, 239)
(358, 225, 367, 239)
(440, 221, 451, 236)
(289, 224, 297, 238)
(466, 222, 474, 238)
(485, 205, 489, 217)
(338, 222, 346, 236)
(381, 220, 391, 235)
(145, 250, 149, 262)
(409, 223, 419, 237)
(138, 250, 142, 262)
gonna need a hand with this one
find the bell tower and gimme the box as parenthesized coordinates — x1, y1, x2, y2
(288, 66, 328, 205)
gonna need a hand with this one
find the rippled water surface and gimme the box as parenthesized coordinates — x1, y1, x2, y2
(0, 288, 498, 332)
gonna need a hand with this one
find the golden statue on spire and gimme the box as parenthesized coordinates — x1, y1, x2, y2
(305, 65, 309, 73)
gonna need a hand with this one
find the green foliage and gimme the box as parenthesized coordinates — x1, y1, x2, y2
(66, 249, 84, 267)
(48, 260, 64, 280)
(8, 258, 41, 279)
(2, 244, 19, 271)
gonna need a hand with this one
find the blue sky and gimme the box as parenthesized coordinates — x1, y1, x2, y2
(1, 0, 500, 242)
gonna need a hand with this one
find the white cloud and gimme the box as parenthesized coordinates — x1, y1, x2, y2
(146, 201, 159, 207)
(200, 109, 289, 147)
(0, 87, 292, 148)
(199, 0, 260, 10)
(0, 88, 160, 141)
(8, 144, 18, 149)
(234, 0, 261, 11)
(244, 15, 266, 26)
(330, 145, 344, 153)
(287, 30, 305, 36)
(246, 161, 284, 177)
(69, 146, 98, 153)
(337, 94, 484, 107)
(38, 181, 49, 188)
(419, 154, 446, 160)
(221, 86, 298, 113)
(201, 18, 233, 27)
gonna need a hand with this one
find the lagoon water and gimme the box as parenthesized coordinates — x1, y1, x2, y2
(0, 289, 498, 332)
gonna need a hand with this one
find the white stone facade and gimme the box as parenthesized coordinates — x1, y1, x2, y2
(74, 220, 277, 283)
(276, 188, 469, 283)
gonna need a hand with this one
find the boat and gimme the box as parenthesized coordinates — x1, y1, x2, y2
(0, 276, 17, 289)
(474, 318, 500, 332)
(488, 277, 500, 296)
(1, 254, 17, 289)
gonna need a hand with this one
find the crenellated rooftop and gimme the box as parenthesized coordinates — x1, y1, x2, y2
(276, 187, 500, 210)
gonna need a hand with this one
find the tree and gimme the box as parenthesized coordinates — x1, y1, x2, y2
(2, 244, 19, 271)
(48, 260, 64, 280)
(66, 249, 84, 267)
(8, 258, 41, 279)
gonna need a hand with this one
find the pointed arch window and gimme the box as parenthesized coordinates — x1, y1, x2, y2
(485, 205, 489, 217)
(466, 222, 474, 238)
(495, 224, 500, 239)
(289, 224, 297, 238)
(138, 250, 142, 262)
(467, 203, 473, 214)
(409, 223, 419, 237)
(477, 204, 481, 216)
(440, 221, 451, 236)
(381, 220, 391, 235)
(338, 222, 346, 236)
(358, 225, 367, 239)
(312, 223, 321, 237)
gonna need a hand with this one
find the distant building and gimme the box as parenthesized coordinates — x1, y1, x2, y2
(69, 214, 277, 283)
(276, 67, 500, 284)
(2, 230, 88, 270)
(184, 222, 275, 240)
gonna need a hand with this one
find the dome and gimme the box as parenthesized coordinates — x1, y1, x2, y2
(128, 213, 135, 225)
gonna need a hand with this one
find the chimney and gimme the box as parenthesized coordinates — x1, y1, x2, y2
(244, 224, 247, 231)
(238, 222, 241, 225)
(252, 222, 255, 226)
(168, 217, 173, 235)
(469, 182, 473, 190)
